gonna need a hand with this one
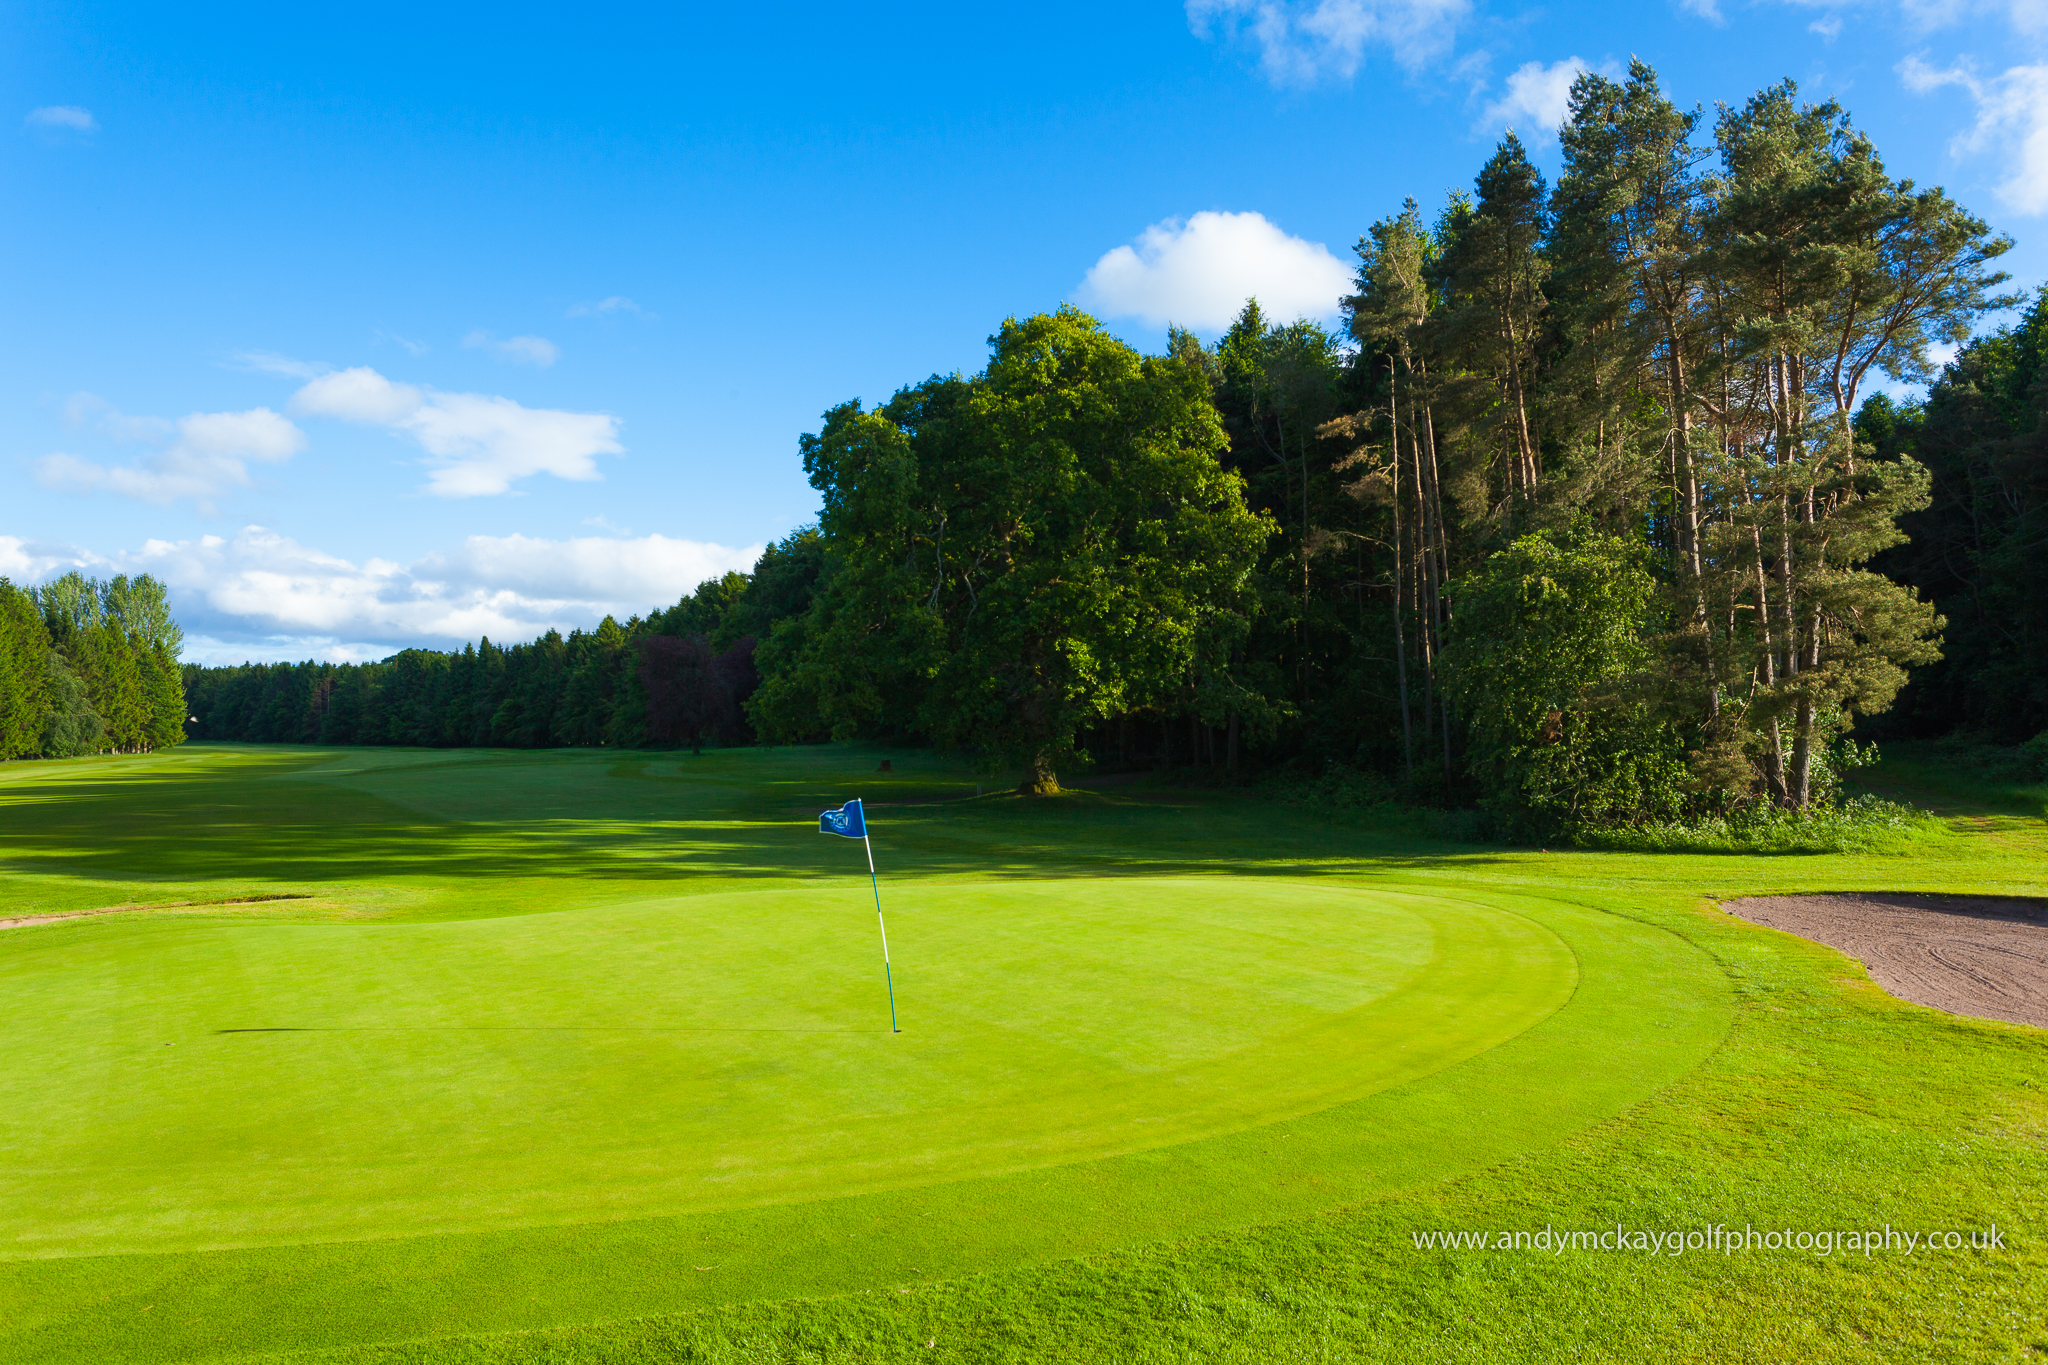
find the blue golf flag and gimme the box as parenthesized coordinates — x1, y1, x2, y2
(818, 795, 899, 1032)
(820, 798, 867, 839)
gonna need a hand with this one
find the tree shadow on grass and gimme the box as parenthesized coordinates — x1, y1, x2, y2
(0, 748, 1509, 891)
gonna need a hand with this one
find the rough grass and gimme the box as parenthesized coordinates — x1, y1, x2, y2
(1580, 794, 1951, 856)
(1, 743, 2043, 1363)
(1860, 737, 2048, 821)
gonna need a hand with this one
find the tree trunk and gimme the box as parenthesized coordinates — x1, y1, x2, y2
(1390, 365, 1414, 775)
(1440, 689, 1454, 790)
(1751, 529, 1790, 807)
(1788, 693, 1815, 809)
(1410, 387, 1442, 755)
(1421, 398, 1450, 610)
(1021, 750, 1060, 795)
(1300, 419, 1311, 609)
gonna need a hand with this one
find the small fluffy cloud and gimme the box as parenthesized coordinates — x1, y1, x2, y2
(26, 105, 96, 132)
(35, 404, 307, 509)
(1477, 57, 1603, 143)
(406, 394, 619, 496)
(1077, 211, 1354, 331)
(567, 296, 647, 317)
(463, 330, 560, 367)
(290, 365, 622, 496)
(1901, 56, 2048, 214)
(87, 525, 764, 661)
(292, 367, 424, 424)
(1186, 0, 1470, 83)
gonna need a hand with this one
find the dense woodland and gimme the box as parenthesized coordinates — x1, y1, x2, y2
(96, 69, 2048, 832)
(0, 573, 190, 759)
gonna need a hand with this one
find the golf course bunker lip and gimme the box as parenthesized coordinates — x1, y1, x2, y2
(0, 893, 319, 931)
(1725, 893, 2048, 1029)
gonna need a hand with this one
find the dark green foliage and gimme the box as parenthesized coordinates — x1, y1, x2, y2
(0, 572, 182, 760)
(0, 580, 52, 758)
(1867, 287, 2048, 740)
(186, 531, 818, 752)
(751, 309, 1272, 790)
(38, 651, 105, 758)
(639, 634, 758, 753)
(1443, 530, 1686, 833)
(182, 74, 2027, 830)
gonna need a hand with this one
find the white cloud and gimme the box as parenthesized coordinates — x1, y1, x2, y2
(1076, 211, 1354, 332)
(53, 525, 765, 661)
(232, 350, 331, 380)
(1678, 0, 1725, 23)
(0, 536, 103, 584)
(1186, 0, 1470, 83)
(62, 391, 170, 441)
(1899, 0, 1968, 27)
(1477, 58, 1598, 143)
(405, 394, 618, 496)
(375, 329, 431, 355)
(1901, 55, 2048, 214)
(1811, 15, 1845, 38)
(26, 105, 96, 132)
(35, 405, 306, 509)
(463, 330, 560, 367)
(177, 635, 395, 666)
(420, 533, 759, 605)
(567, 296, 647, 317)
(289, 365, 622, 496)
(292, 366, 425, 424)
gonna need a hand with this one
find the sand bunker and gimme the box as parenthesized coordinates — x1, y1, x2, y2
(1725, 893, 2048, 1030)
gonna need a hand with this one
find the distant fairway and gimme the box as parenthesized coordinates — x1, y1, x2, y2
(2, 744, 2038, 1364)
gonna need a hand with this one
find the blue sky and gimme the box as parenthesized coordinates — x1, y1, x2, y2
(6, 0, 2045, 663)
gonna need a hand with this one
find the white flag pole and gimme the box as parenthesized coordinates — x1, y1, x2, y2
(862, 824, 900, 1034)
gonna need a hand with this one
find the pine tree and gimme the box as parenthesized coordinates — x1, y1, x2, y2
(0, 580, 54, 758)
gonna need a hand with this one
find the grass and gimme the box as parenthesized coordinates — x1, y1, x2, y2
(1858, 738, 2048, 821)
(1580, 794, 1951, 855)
(0, 742, 2043, 1363)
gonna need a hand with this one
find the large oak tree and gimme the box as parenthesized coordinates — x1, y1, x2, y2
(752, 308, 1272, 791)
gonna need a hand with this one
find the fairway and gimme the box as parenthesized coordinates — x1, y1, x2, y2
(3, 743, 2039, 1365)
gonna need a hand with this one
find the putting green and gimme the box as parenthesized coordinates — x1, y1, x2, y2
(0, 746, 1743, 1363)
(4, 878, 1575, 1257)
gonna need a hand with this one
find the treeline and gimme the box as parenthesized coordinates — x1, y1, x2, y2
(0, 573, 188, 759)
(1863, 289, 2048, 742)
(184, 65, 2043, 834)
(183, 533, 819, 750)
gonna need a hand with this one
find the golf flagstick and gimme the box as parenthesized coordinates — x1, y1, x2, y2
(820, 797, 899, 1033)
(864, 827, 900, 1034)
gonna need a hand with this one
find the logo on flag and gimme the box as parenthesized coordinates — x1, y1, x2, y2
(819, 798, 867, 838)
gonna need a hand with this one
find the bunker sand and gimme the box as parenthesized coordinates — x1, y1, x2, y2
(1726, 892, 2048, 1029)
